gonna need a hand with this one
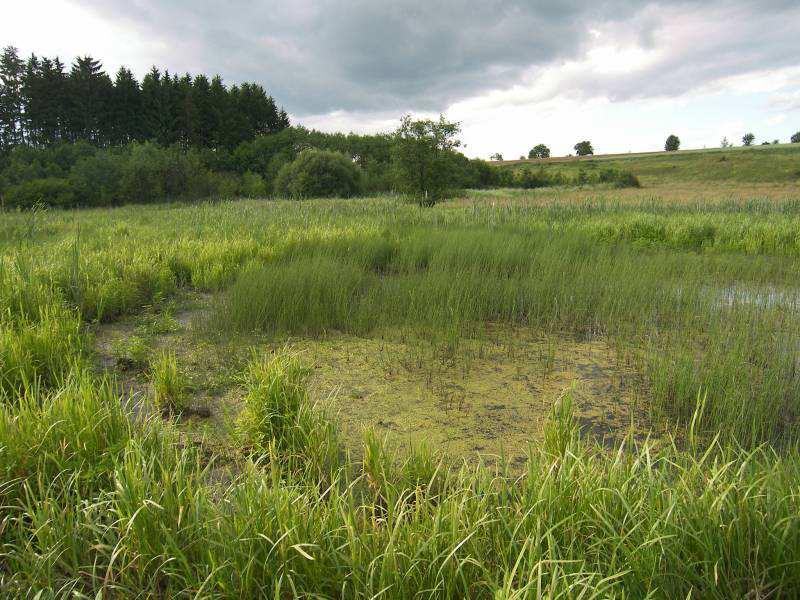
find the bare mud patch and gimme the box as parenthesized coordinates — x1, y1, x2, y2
(285, 329, 650, 464)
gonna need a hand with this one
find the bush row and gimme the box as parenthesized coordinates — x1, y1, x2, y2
(0, 127, 507, 208)
(0, 143, 269, 209)
(0, 137, 639, 210)
(496, 165, 641, 189)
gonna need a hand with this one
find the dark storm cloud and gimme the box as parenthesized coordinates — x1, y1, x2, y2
(70, 0, 800, 115)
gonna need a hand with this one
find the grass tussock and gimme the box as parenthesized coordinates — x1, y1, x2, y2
(0, 304, 84, 400)
(236, 351, 339, 480)
(150, 350, 188, 414)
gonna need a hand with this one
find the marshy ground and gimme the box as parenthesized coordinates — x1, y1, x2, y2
(92, 289, 650, 468)
(4, 174, 800, 596)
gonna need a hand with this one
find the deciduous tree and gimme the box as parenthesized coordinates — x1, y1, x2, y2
(393, 114, 461, 205)
(574, 140, 593, 156)
(664, 135, 680, 152)
(528, 144, 550, 159)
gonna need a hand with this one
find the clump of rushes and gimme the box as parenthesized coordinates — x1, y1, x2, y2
(237, 351, 339, 480)
(543, 384, 580, 457)
(149, 350, 187, 414)
(362, 428, 447, 508)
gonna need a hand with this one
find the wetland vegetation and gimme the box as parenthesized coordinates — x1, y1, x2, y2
(2, 169, 800, 596)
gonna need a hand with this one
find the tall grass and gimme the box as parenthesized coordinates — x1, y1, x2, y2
(2, 352, 800, 597)
(1, 190, 800, 596)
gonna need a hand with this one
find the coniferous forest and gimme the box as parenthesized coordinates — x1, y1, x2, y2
(0, 46, 289, 150)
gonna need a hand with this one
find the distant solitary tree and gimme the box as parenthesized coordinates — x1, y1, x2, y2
(791, 132, 800, 144)
(574, 140, 593, 156)
(664, 134, 680, 152)
(489, 152, 503, 161)
(720, 137, 732, 148)
(772, 139, 779, 145)
(742, 133, 755, 146)
(528, 144, 550, 159)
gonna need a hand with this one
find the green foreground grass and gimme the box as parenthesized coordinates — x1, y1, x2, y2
(2, 185, 800, 596)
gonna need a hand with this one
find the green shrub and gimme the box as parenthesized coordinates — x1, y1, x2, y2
(68, 151, 125, 206)
(4, 177, 76, 209)
(118, 143, 212, 204)
(274, 149, 362, 199)
(598, 167, 641, 188)
(240, 170, 267, 197)
(149, 350, 188, 414)
(207, 171, 241, 199)
(614, 170, 641, 188)
(514, 167, 558, 188)
(0, 141, 95, 188)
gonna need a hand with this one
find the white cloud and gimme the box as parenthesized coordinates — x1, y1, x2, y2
(0, 0, 168, 75)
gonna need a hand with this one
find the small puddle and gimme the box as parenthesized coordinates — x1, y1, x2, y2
(714, 284, 800, 310)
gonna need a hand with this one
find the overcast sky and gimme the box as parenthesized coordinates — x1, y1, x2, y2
(3, 0, 799, 158)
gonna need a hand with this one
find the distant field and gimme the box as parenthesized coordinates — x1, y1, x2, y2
(498, 143, 800, 185)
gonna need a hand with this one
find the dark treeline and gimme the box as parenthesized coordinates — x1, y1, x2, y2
(0, 45, 638, 209)
(0, 46, 289, 152)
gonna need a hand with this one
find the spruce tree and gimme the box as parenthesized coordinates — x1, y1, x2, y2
(191, 74, 213, 147)
(66, 55, 113, 143)
(39, 57, 69, 144)
(141, 67, 178, 144)
(176, 73, 197, 146)
(277, 108, 290, 131)
(162, 71, 181, 145)
(111, 67, 141, 144)
(140, 66, 162, 141)
(208, 75, 230, 148)
(21, 53, 42, 144)
(0, 46, 25, 148)
(226, 84, 251, 148)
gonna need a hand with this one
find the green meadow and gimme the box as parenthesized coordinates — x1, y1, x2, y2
(2, 165, 800, 596)
(502, 142, 800, 185)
